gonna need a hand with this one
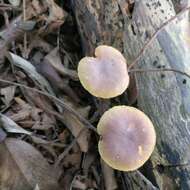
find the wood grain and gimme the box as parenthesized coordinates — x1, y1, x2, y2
(70, 0, 190, 189)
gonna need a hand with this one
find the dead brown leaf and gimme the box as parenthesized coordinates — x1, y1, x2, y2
(0, 86, 16, 106)
(44, 48, 78, 81)
(63, 151, 82, 168)
(0, 138, 61, 190)
(45, 0, 67, 24)
(62, 97, 91, 152)
(101, 159, 118, 190)
(0, 128, 7, 143)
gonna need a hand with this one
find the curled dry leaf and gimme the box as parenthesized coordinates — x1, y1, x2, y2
(29, 38, 53, 55)
(60, 168, 77, 189)
(0, 86, 16, 106)
(26, 0, 48, 20)
(101, 159, 118, 190)
(8, 0, 21, 6)
(32, 113, 55, 130)
(16, 20, 36, 31)
(0, 16, 23, 62)
(71, 176, 87, 190)
(35, 0, 67, 35)
(9, 97, 34, 123)
(0, 128, 7, 143)
(20, 90, 58, 126)
(0, 113, 31, 135)
(0, 0, 64, 61)
(45, 0, 67, 23)
(7, 52, 55, 95)
(0, 16, 23, 45)
(36, 59, 79, 102)
(7, 97, 49, 129)
(62, 98, 91, 152)
(0, 138, 61, 190)
(63, 151, 82, 168)
(44, 48, 78, 80)
(35, 59, 65, 91)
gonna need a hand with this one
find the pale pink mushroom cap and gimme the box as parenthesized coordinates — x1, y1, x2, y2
(97, 106, 156, 171)
(77, 45, 129, 98)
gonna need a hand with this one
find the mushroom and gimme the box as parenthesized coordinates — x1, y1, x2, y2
(97, 106, 156, 171)
(77, 45, 129, 98)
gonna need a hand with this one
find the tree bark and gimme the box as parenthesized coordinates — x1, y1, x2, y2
(172, 0, 190, 12)
(70, 0, 190, 189)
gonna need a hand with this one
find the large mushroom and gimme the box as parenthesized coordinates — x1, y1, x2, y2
(97, 106, 156, 171)
(77, 45, 129, 98)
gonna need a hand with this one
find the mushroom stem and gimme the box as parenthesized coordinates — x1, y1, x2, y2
(129, 68, 190, 80)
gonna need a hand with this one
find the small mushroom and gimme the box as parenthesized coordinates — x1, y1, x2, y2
(77, 45, 129, 98)
(97, 106, 156, 171)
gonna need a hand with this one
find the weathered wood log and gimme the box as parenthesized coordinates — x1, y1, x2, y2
(70, 0, 190, 189)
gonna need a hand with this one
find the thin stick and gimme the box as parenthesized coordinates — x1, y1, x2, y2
(0, 3, 21, 10)
(128, 6, 190, 70)
(0, 79, 97, 167)
(54, 128, 86, 168)
(0, 78, 98, 134)
(135, 170, 159, 190)
(129, 68, 190, 79)
(23, 0, 27, 58)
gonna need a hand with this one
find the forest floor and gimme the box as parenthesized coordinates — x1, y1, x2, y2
(1, 0, 187, 190)
(0, 1, 124, 189)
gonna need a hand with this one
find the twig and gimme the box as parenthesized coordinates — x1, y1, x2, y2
(0, 3, 21, 11)
(129, 68, 190, 79)
(0, 78, 98, 134)
(0, 16, 24, 50)
(23, 0, 27, 58)
(2, 9, 9, 27)
(128, 6, 190, 70)
(135, 170, 159, 190)
(54, 128, 86, 168)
